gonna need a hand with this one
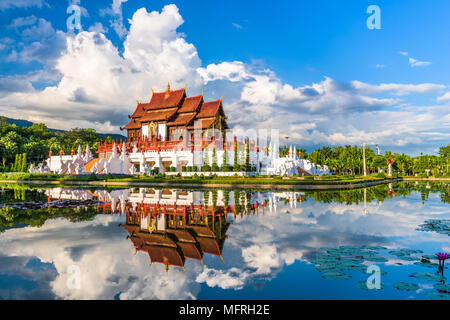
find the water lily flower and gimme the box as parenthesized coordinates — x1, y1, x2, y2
(436, 253, 450, 261)
(436, 252, 450, 276)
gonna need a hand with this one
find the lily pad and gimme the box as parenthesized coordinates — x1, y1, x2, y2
(393, 282, 419, 291)
(321, 272, 351, 280)
(409, 272, 446, 282)
(338, 263, 367, 272)
(389, 250, 408, 256)
(355, 250, 378, 257)
(399, 248, 423, 255)
(340, 257, 364, 264)
(364, 256, 388, 262)
(397, 255, 420, 261)
(417, 219, 450, 237)
(361, 245, 387, 251)
(433, 283, 450, 293)
(426, 292, 450, 300)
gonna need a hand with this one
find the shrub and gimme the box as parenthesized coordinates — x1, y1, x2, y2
(375, 173, 386, 179)
(211, 163, 220, 172)
(182, 166, 187, 172)
(222, 164, 232, 172)
(201, 164, 211, 172)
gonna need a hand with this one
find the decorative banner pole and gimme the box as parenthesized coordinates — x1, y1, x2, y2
(363, 143, 367, 177)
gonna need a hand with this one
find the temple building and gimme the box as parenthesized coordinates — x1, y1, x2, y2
(121, 84, 229, 143)
(39, 84, 331, 176)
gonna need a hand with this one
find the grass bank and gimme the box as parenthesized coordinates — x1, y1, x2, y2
(0, 172, 408, 190)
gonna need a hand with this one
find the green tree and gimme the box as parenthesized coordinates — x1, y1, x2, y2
(233, 139, 240, 171)
(21, 153, 27, 172)
(244, 140, 250, 172)
(211, 147, 219, 172)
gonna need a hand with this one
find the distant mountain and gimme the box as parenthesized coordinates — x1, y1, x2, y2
(2, 116, 126, 141)
(5, 117, 35, 128)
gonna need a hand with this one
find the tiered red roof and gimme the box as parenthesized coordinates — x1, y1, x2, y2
(122, 87, 228, 135)
(139, 108, 178, 122)
(178, 95, 203, 113)
(196, 100, 221, 119)
(145, 88, 186, 110)
(130, 103, 145, 118)
(122, 118, 141, 130)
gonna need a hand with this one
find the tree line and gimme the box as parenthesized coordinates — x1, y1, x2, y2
(0, 116, 449, 176)
(301, 144, 450, 177)
(0, 117, 115, 172)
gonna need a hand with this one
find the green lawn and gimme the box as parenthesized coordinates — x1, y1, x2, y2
(0, 172, 394, 186)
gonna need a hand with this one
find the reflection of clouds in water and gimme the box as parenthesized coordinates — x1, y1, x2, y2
(0, 254, 57, 299)
(0, 190, 448, 298)
(199, 193, 449, 290)
(0, 216, 200, 300)
(196, 267, 250, 290)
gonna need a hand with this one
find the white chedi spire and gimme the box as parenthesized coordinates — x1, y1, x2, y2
(293, 146, 297, 159)
(77, 145, 83, 158)
(289, 145, 293, 159)
(120, 142, 127, 160)
(85, 145, 93, 162)
(111, 143, 118, 158)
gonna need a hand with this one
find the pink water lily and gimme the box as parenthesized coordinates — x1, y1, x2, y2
(436, 253, 450, 261)
(436, 252, 449, 276)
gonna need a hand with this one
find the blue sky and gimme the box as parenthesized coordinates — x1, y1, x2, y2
(0, 0, 449, 155)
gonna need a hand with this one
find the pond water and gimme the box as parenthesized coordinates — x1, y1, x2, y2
(0, 182, 449, 300)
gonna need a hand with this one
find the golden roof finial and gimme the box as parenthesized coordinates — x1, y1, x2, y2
(220, 94, 224, 101)
(167, 82, 171, 91)
(201, 88, 205, 96)
(136, 99, 140, 104)
(184, 83, 188, 90)
(151, 87, 154, 93)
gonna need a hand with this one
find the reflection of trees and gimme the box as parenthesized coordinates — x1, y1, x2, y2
(0, 185, 47, 204)
(304, 182, 449, 205)
(305, 185, 392, 205)
(0, 206, 98, 233)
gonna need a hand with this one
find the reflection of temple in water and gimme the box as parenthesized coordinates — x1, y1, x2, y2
(45, 188, 304, 270)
